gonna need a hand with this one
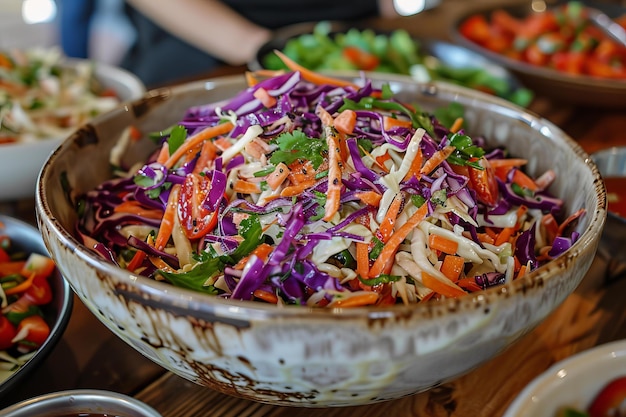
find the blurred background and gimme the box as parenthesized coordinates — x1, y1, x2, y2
(0, 0, 135, 66)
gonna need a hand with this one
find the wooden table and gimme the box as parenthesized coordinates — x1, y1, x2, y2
(2, 0, 626, 415)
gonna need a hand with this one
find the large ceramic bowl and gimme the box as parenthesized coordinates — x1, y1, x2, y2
(0, 57, 145, 202)
(35, 73, 606, 407)
(0, 215, 73, 397)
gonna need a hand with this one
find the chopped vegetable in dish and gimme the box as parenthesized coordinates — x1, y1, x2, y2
(76, 63, 584, 308)
(556, 375, 626, 417)
(0, 47, 120, 145)
(458, 1, 626, 79)
(262, 22, 533, 107)
(0, 222, 55, 383)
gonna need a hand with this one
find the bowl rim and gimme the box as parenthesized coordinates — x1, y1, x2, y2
(449, 1, 626, 91)
(0, 215, 73, 394)
(0, 389, 162, 416)
(36, 73, 607, 318)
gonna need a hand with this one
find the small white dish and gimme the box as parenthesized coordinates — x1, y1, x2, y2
(504, 339, 626, 417)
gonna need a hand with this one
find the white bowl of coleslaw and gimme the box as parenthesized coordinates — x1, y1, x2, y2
(35, 71, 606, 407)
(0, 48, 145, 201)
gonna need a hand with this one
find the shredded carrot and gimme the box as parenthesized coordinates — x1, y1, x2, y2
(420, 145, 456, 175)
(232, 180, 262, 194)
(354, 190, 382, 207)
(328, 292, 380, 308)
(383, 116, 412, 131)
(355, 242, 370, 279)
(233, 243, 274, 270)
(126, 250, 146, 272)
(317, 106, 343, 222)
(273, 50, 359, 88)
(421, 271, 466, 298)
(253, 87, 277, 108)
(456, 277, 483, 292)
(541, 213, 559, 245)
(403, 147, 423, 181)
(156, 142, 170, 164)
(155, 185, 180, 250)
(266, 162, 290, 190)
(334, 109, 357, 135)
(163, 122, 234, 169)
(280, 179, 317, 197)
(441, 255, 465, 281)
(253, 289, 279, 304)
(114, 200, 163, 220)
(129, 125, 142, 141)
(512, 169, 538, 191)
(245, 71, 258, 87)
(378, 193, 402, 243)
(449, 117, 464, 133)
(428, 234, 459, 255)
(517, 264, 528, 278)
(369, 203, 429, 278)
(489, 158, 528, 168)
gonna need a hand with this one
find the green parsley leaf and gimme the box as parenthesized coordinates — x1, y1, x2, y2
(168, 125, 187, 156)
(270, 129, 327, 169)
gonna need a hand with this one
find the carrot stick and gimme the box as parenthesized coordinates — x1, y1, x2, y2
(356, 242, 370, 279)
(441, 255, 465, 281)
(333, 109, 357, 135)
(420, 145, 456, 175)
(232, 180, 262, 194)
(328, 292, 380, 308)
(253, 87, 277, 108)
(456, 277, 482, 292)
(421, 271, 466, 298)
(280, 179, 317, 197)
(273, 50, 359, 88)
(378, 193, 402, 243)
(428, 234, 459, 255)
(403, 147, 423, 181)
(512, 169, 538, 191)
(114, 201, 164, 220)
(317, 106, 343, 222)
(155, 185, 180, 250)
(163, 122, 234, 169)
(0, 261, 27, 277)
(354, 190, 382, 207)
(253, 289, 279, 304)
(156, 142, 170, 164)
(266, 162, 290, 190)
(383, 116, 413, 131)
(369, 203, 429, 278)
(449, 117, 464, 133)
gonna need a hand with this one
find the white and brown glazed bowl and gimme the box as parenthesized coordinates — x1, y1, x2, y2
(34, 74, 606, 407)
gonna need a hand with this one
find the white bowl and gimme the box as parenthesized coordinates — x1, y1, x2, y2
(0, 59, 145, 202)
(504, 339, 626, 417)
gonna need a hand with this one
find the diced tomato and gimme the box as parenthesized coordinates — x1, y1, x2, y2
(587, 376, 626, 417)
(342, 46, 380, 71)
(178, 173, 219, 240)
(24, 275, 53, 305)
(0, 316, 17, 350)
(524, 42, 551, 66)
(15, 315, 50, 348)
(459, 15, 493, 46)
(0, 247, 9, 262)
(552, 51, 585, 74)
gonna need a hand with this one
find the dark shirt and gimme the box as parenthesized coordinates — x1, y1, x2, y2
(120, 0, 379, 88)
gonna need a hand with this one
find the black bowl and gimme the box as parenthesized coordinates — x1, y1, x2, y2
(0, 215, 73, 397)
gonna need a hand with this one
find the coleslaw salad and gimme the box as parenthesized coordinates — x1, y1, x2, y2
(76, 57, 584, 308)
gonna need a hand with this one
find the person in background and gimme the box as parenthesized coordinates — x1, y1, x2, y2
(121, 0, 414, 88)
(58, 0, 95, 59)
